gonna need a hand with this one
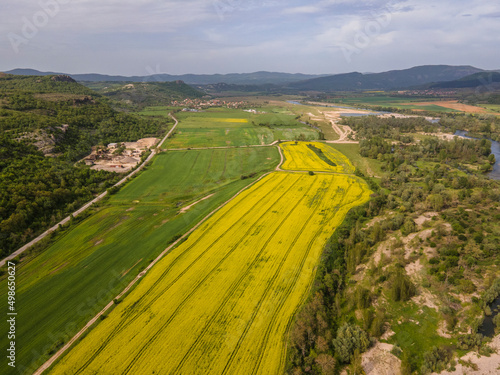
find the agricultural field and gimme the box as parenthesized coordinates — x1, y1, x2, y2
(50, 169, 371, 374)
(0, 147, 279, 375)
(327, 95, 461, 113)
(280, 141, 355, 173)
(110, 147, 279, 204)
(164, 108, 319, 148)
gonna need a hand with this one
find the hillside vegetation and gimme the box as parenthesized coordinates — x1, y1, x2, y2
(287, 114, 500, 374)
(0, 74, 172, 257)
(85, 80, 204, 108)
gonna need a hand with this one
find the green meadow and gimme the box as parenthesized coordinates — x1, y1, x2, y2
(330, 95, 461, 113)
(164, 108, 318, 148)
(0, 147, 279, 375)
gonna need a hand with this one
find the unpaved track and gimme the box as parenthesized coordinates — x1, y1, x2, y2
(0, 114, 179, 268)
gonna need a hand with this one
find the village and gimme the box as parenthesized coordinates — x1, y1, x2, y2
(82, 137, 159, 173)
(171, 98, 247, 110)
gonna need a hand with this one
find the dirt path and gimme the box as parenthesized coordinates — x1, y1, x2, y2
(179, 194, 215, 213)
(312, 109, 359, 144)
(0, 114, 179, 269)
(275, 144, 285, 171)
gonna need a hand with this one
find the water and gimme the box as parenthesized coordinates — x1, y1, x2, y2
(479, 296, 500, 338)
(454, 130, 500, 180)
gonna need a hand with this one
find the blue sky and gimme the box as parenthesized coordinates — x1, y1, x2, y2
(1, 0, 499, 75)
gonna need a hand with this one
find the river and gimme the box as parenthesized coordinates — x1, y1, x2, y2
(454, 130, 500, 181)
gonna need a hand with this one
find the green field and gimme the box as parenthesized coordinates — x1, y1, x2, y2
(0, 147, 279, 375)
(479, 104, 500, 112)
(328, 95, 461, 113)
(164, 108, 319, 148)
(328, 143, 385, 178)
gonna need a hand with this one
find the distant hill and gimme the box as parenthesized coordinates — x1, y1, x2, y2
(288, 65, 484, 92)
(4, 69, 325, 85)
(84, 81, 205, 106)
(428, 71, 500, 89)
(0, 73, 94, 95)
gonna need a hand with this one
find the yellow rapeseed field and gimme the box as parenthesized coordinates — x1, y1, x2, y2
(214, 118, 249, 123)
(50, 145, 369, 375)
(280, 141, 355, 173)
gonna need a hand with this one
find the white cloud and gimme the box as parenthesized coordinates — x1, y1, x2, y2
(283, 6, 322, 15)
(1, 0, 499, 74)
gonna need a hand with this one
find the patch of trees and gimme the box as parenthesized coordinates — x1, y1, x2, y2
(0, 74, 94, 95)
(341, 116, 429, 140)
(286, 194, 386, 374)
(306, 144, 337, 166)
(0, 137, 120, 257)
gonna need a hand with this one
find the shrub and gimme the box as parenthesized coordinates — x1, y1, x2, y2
(421, 346, 452, 374)
(332, 323, 371, 363)
(390, 268, 416, 302)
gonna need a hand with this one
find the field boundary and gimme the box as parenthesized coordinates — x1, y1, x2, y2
(34, 166, 279, 375)
(0, 114, 178, 268)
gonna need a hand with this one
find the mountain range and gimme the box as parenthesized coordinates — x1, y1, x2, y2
(4, 65, 499, 92)
(3, 69, 324, 86)
(287, 65, 485, 92)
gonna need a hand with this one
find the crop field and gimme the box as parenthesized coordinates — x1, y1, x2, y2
(111, 147, 279, 204)
(0, 148, 279, 375)
(164, 108, 319, 148)
(50, 170, 371, 375)
(328, 96, 462, 113)
(280, 141, 356, 173)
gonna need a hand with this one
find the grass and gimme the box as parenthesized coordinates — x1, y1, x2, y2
(327, 95, 461, 113)
(163, 107, 319, 148)
(0, 147, 280, 375)
(386, 302, 455, 371)
(328, 143, 385, 178)
(111, 148, 279, 204)
(50, 166, 371, 374)
(479, 104, 500, 113)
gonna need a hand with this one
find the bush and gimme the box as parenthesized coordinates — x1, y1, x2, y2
(332, 323, 371, 363)
(390, 268, 416, 302)
(421, 346, 452, 374)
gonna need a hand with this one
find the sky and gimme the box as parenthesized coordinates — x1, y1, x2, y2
(1, 0, 499, 76)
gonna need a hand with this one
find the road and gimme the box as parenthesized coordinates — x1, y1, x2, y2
(0, 114, 178, 268)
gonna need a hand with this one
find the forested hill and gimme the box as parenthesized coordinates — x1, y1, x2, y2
(288, 65, 483, 92)
(0, 74, 172, 259)
(85, 80, 205, 107)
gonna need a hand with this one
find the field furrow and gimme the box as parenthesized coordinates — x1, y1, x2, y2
(50, 143, 370, 375)
(72, 173, 290, 374)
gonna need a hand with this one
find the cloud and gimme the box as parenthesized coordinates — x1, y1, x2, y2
(480, 11, 500, 18)
(1, 0, 499, 75)
(283, 6, 322, 15)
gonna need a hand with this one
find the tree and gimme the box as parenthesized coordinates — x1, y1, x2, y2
(333, 323, 371, 363)
(390, 268, 416, 302)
